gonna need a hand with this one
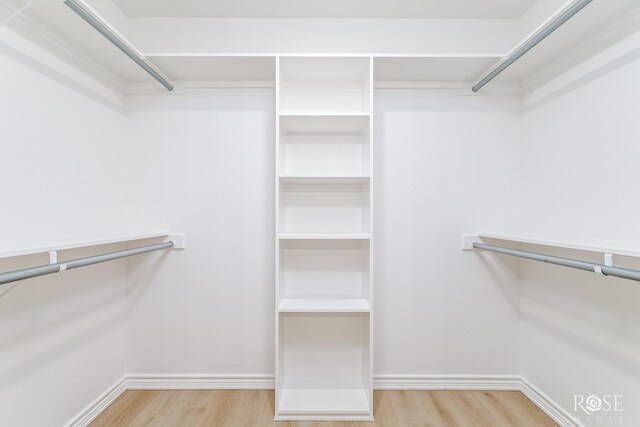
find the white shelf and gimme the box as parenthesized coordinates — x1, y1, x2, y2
(280, 176, 369, 184)
(374, 56, 501, 82)
(0, 232, 170, 260)
(277, 387, 371, 418)
(279, 298, 371, 313)
(146, 55, 275, 82)
(476, 232, 640, 258)
(279, 111, 370, 117)
(279, 233, 370, 240)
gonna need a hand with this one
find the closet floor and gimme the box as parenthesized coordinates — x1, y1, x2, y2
(90, 389, 556, 426)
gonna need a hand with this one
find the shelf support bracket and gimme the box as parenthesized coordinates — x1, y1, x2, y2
(167, 234, 186, 250)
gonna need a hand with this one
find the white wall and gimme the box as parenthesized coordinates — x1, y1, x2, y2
(0, 40, 133, 426)
(519, 40, 640, 425)
(124, 90, 276, 375)
(374, 89, 522, 376)
(120, 88, 522, 380)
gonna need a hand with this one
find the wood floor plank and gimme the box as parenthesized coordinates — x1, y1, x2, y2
(90, 390, 557, 427)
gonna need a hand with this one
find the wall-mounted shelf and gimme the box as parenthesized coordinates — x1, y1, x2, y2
(463, 232, 640, 258)
(7, 0, 637, 97)
(374, 55, 502, 85)
(145, 55, 276, 85)
(0, 232, 173, 260)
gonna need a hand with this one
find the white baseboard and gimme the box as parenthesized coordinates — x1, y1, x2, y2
(127, 374, 275, 390)
(66, 374, 577, 427)
(374, 374, 521, 390)
(520, 377, 582, 427)
(65, 376, 127, 427)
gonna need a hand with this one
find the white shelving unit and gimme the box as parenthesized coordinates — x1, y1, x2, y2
(275, 56, 374, 421)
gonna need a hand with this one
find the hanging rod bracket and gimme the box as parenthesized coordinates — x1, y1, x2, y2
(48, 250, 57, 264)
(167, 234, 186, 250)
(604, 253, 614, 267)
(461, 234, 479, 250)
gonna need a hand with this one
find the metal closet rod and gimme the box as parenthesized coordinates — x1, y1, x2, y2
(63, 0, 173, 91)
(472, 0, 593, 92)
(0, 241, 174, 286)
(473, 242, 640, 283)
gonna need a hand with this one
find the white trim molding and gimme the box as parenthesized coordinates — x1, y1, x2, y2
(373, 374, 521, 390)
(65, 376, 127, 427)
(127, 374, 275, 390)
(520, 378, 583, 427)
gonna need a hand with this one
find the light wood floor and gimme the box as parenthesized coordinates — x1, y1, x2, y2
(90, 390, 557, 426)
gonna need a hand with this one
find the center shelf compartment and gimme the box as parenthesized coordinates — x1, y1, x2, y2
(278, 239, 370, 312)
(276, 313, 372, 420)
(279, 57, 371, 113)
(279, 115, 370, 176)
(279, 181, 370, 234)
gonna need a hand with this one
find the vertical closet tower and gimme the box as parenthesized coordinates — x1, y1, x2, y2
(275, 56, 374, 421)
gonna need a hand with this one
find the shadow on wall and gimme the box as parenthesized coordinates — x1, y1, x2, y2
(476, 251, 520, 312)
(0, 31, 126, 112)
(519, 248, 640, 378)
(522, 45, 640, 113)
(127, 249, 170, 314)
(0, 245, 170, 390)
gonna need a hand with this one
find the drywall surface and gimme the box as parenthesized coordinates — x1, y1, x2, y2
(373, 89, 522, 376)
(519, 49, 640, 425)
(124, 90, 276, 375)
(0, 46, 132, 425)
(123, 88, 522, 379)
